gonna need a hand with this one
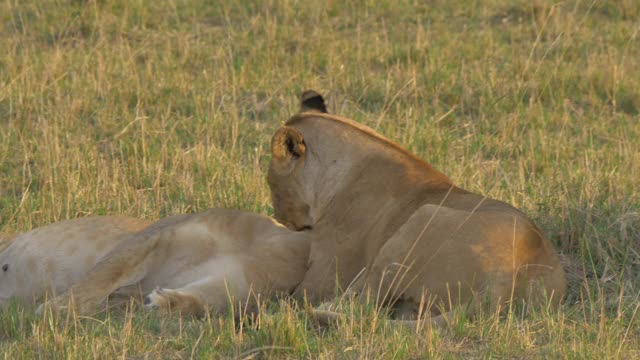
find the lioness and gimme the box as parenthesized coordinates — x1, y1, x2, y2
(267, 91, 566, 323)
(0, 216, 152, 309)
(39, 209, 309, 316)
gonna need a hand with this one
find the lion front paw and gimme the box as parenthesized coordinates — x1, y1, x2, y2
(143, 288, 205, 316)
(143, 288, 168, 310)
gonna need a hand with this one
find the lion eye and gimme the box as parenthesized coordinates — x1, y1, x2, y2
(2, 264, 8, 272)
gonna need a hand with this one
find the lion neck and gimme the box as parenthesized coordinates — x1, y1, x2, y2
(290, 113, 453, 221)
(291, 115, 456, 279)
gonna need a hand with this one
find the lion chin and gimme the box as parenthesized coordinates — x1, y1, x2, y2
(267, 90, 567, 327)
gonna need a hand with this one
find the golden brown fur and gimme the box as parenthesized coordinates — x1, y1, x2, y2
(0, 233, 16, 253)
(267, 92, 566, 324)
(1, 217, 152, 308)
(39, 209, 309, 316)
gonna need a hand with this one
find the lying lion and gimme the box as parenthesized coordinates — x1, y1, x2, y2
(1, 216, 151, 309)
(268, 91, 567, 325)
(1, 209, 308, 316)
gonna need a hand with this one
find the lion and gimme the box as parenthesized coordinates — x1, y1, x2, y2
(267, 90, 567, 325)
(0, 216, 152, 309)
(38, 208, 309, 316)
(0, 233, 16, 253)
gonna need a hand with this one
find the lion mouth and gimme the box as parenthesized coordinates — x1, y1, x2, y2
(280, 220, 313, 232)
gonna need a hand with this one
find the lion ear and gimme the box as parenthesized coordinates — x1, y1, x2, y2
(300, 90, 328, 113)
(271, 126, 306, 175)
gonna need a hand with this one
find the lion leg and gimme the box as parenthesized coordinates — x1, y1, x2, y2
(308, 309, 344, 327)
(112, 284, 144, 297)
(143, 263, 249, 317)
(142, 279, 234, 317)
(38, 234, 161, 315)
(143, 287, 208, 316)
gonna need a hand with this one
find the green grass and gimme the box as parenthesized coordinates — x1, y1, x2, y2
(1, 0, 639, 358)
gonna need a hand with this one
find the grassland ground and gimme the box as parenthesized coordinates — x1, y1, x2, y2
(1, 0, 639, 358)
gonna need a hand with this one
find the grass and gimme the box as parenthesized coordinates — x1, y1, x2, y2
(1, 0, 639, 358)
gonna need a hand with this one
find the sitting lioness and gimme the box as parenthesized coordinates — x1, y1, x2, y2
(39, 209, 309, 316)
(0, 216, 152, 309)
(267, 91, 567, 324)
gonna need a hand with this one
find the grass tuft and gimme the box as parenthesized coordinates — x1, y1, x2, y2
(1, 0, 639, 358)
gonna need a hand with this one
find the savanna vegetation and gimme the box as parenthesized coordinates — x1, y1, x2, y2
(1, 0, 638, 358)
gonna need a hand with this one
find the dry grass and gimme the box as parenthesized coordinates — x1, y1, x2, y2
(1, 0, 639, 358)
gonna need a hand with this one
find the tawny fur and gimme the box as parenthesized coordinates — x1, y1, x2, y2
(0, 217, 152, 308)
(0, 233, 16, 253)
(267, 93, 567, 324)
(39, 209, 309, 316)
